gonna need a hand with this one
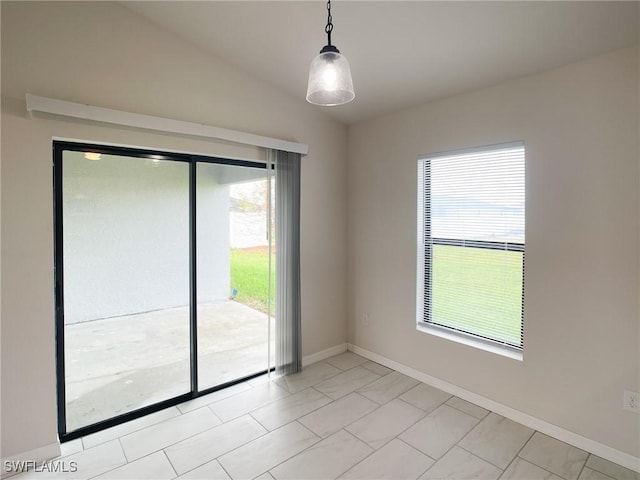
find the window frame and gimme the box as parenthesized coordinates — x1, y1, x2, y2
(416, 142, 525, 360)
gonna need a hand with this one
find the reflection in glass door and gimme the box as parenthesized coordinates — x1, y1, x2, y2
(60, 149, 191, 432)
(196, 162, 274, 390)
(56, 143, 273, 440)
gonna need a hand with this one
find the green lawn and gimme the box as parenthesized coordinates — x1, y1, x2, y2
(230, 244, 523, 346)
(230, 247, 275, 314)
(432, 245, 523, 347)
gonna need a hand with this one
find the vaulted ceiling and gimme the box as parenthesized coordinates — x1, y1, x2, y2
(123, 1, 639, 125)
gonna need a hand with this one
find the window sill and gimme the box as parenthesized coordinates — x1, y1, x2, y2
(416, 322, 523, 361)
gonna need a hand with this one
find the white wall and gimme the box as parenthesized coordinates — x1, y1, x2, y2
(63, 155, 244, 323)
(1, 1, 348, 458)
(63, 152, 193, 323)
(347, 47, 639, 457)
(197, 168, 232, 306)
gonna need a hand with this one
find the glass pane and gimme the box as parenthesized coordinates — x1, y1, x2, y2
(431, 245, 523, 347)
(63, 151, 190, 431)
(431, 146, 525, 243)
(197, 162, 273, 390)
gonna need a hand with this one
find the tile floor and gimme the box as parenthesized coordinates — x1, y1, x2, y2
(10, 352, 639, 480)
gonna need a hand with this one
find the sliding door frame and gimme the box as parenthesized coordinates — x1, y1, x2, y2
(54, 141, 271, 442)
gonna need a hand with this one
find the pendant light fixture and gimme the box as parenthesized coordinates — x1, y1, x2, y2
(306, 0, 355, 106)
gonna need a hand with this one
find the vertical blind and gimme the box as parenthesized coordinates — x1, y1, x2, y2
(417, 142, 525, 349)
(274, 150, 302, 376)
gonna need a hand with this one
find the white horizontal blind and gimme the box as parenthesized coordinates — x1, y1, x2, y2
(418, 143, 525, 349)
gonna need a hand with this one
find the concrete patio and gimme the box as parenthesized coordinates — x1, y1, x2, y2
(64, 300, 272, 431)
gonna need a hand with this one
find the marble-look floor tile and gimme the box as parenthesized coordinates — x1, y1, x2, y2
(340, 439, 434, 480)
(176, 459, 230, 479)
(346, 398, 426, 449)
(165, 415, 267, 475)
(270, 430, 373, 480)
(15, 440, 126, 479)
(585, 456, 640, 480)
(59, 439, 83, 458)
(520, 432, 588, 480)
(248, 374, 272, 386)
(120, 407, 221, 461)
(314, 366, 381, 400)
(209, 382, 289, 422)
(250, 388, 332, 431)
(445, 397, 489, 419)
(419, 446, 501, 480)
(274, 362, 342, 393)
(500, 457, 563, 480)
(299, 393, 380, 438)
(325, 352, 368, 371)
(42, 362, 639, 480)
(177, 383, 253, 414)
(360, 361, 393, 376)
(579, 468, 617, 480)
(459, 413, 534, 469)
(82, 407, 182, 449)
(255, 473, 276, 480)
(357, 371, 419, 405)
(93, 451, 175, 479)
(400, 404, 479, 460)
(399, 383, 452, 413)
(218, 422, 319, 479)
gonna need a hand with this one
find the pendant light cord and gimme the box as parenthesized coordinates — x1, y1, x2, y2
(325, 0, 333, 46)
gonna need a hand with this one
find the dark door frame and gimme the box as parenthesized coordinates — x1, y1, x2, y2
(54, 141, 270, 442)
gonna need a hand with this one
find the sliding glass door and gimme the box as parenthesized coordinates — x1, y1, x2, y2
(55, 143, 272, 440)
(196, 162, 274, 390)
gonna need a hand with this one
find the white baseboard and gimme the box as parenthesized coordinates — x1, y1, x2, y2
(302, 343, 347, 367)
(1, 442, 61, 479)
(348, 343, 640, 473)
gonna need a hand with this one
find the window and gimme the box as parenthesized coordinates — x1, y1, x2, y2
(417, 142, 525, 357)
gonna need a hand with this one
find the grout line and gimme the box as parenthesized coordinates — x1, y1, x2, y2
(376, 398, 430, 441)
(492, 429, 539, 477)
(244, 387, 335, 431)
(406, 414, 491, 474)
(217, 459, 234, 480)
(209, 409, 224, 425)
(445, 396, 491, 420)
(117, 437, 131, 465)
(248, 411, 271, 432)
(497, 455, 517, 479)
(162, 449, 178, 478)
(403, 396, 453, 415)
(85, 439, 129, 479)
(585, 455, 633, 480)
(455, 443, 506, 472)
(251, 421, 350, 478)
(115, 409, 229, 463)
(395, 437, 439, 479)
(330, 428, 379, 477)
(312, 393, 386, 437)
(514, 455, 577, 480)
(507, 428, 537, 465)
(81, 406, 183, 449)
(219, 420, 322, 479)
(335, 432, 380, 478)
(133, 389, 291, 463)
(576, 456, 590, 480)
